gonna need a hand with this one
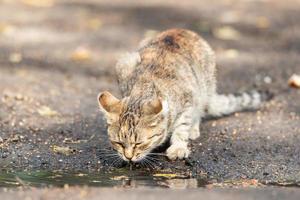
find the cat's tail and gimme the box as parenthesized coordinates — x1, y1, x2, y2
(206, 90, 273, 117)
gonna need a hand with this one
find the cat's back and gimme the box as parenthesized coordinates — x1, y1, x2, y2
(139, 29, 213, 69)
(116, 29, 215, 96)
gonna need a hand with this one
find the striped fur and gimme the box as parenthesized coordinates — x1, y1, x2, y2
(98, 29, 270, 162)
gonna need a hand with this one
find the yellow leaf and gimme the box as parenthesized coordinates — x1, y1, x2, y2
(223, 49, 239, 59)
(87, 18, 102, 30)
(256, 16, 270, 29)
(0, 23, 16, 35)
(9, 53, 22, 63)
(37, 106, 58, 117)
(153, 173, 178, 178)
(71, 47, 91, 61)
(213, 26, 241, 40)
(51, 145, 76, 156)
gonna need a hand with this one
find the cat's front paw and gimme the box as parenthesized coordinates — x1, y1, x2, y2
(166, 143, 190, 160)
(189, 129, 200, 140)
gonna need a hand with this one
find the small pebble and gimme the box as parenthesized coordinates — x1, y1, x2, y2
(263, 76, 272, 84)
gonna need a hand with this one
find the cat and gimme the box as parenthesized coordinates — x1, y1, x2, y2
(98, 28, 269, 162)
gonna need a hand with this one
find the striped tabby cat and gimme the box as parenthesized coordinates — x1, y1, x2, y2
(98, 29, 267, 162)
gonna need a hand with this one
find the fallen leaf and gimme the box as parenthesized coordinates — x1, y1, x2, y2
(213, 26, 241, 40)
(110, 175, 128, 180)
(9, 53, 22, 63)
(223, 49, 239, 59)
(10, 135, 21, 142)
(21, 0, 54, 7)
(256, 16, 270, 29)
(63, 138, 88, 144)
(0, 23, 16, 35)
(51, 145, 76, 156)
(241, 179, 259, 187)
(250, 179, 259, 186)
(86, 18, 102, 30)
(14, 94, 26, 101)
(71, 47, 91, 61)
(288, 74, 300, 88)
(76, 173, 87, 177)
(153, 173, 178, 178)
(211, 179, 260, 188)
(37, 106, 58, 117)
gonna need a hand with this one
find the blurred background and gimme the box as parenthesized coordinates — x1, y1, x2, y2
(0, 0, 300, 189)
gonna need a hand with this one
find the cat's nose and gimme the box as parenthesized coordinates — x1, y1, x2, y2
(124, 149, 133, 160)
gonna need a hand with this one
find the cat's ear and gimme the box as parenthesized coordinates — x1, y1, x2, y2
(143, 98, 168, 116)
(97, 91, 122, 115)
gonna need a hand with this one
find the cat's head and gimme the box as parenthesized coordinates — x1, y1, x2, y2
(97, 91, 169, 162)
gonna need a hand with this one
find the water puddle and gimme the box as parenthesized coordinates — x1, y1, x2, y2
(2, 170, 298, 189)
(0, 169, 209, 189)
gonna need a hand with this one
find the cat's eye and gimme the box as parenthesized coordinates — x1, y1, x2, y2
(148, 133, 161, 139)
(111, 141, 124, 147)
(133, 142, 143, 148)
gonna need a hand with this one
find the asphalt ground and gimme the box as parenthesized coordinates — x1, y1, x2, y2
(0, 0, 299, 189)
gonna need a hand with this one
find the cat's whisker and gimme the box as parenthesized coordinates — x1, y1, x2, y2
(99, 152, 123, 167)
(129, 162, 134, 171)
(102, 156, 121, 161)
(147, 153, 167, 156)
(98, 149, 114, 152)
(141, 159, 151, 169)
(115, 158, 125, 168)
(98, 151, 117, 155)
(98, 150, 117, 155)
(146, 155, 159, 161)
(147, 158, 158, 167)
(99, 152, 117, 156)
(148, 153, 164, 161)
(108, 156, 123, 168)
(99, 153, 119, 157)
(139, 161, 146, 168)
(99, 153, 119, 158)
(147, 156, 162, 163)
(143, 157, 156, 169)
(139, 158, 148, 169)
(147, 160, 156, 169)
(108, 160, 118, 168)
